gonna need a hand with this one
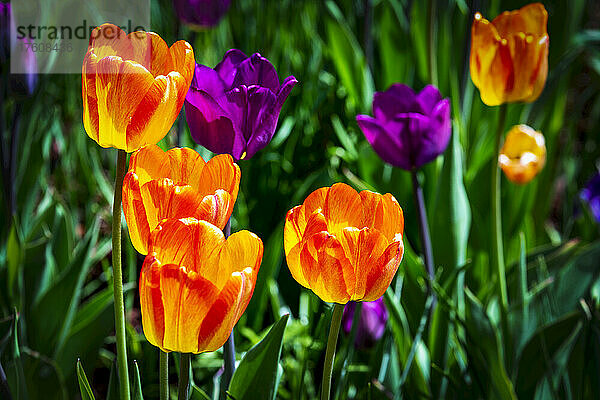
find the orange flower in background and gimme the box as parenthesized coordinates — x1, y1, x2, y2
(499, 124, 546, 184)
(140, 218, 263, 353)
(284, 183, 404, 304)
(470, 3, 549, 106)
(82, 23, 194, 152)
(123, 145, 240, 255)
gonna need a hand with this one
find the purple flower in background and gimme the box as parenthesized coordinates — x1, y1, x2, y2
(581, 172, 600, 223)
(1, 2, 13, 63)
(172, 0, 231, 28)
(185, 49, 297, 160)
(356, 84, 451, 170)
(342, 298, 388, 349)
(0, 3, 37, 95)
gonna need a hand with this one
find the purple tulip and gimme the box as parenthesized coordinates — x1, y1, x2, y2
(185, 49, 297, 160)
(342, 298, 388, 349)
(172, 0, 231, 28)
(356, 84, 451, 170)
(581, 172, 600, 223)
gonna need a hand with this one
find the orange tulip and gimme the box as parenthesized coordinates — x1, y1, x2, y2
(499, 124, 546, 184)
(284, 183, 404, 304)
(470, 3, 549, 106)
(122, 145, 240, 255)
(82, 23, 194, 152)
(140, 218, 262, 353)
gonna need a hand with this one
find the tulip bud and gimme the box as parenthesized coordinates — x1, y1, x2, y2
(498, 125, 546, 184)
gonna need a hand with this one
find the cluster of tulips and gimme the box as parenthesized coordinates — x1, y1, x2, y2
(81, 2, 552, 399)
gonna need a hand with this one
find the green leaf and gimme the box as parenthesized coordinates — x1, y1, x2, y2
(432, 127, 471, 271)
(324, 0, 373, 111)
(7, 311, 28, 400)
(106, 362, 119, 400)
(331, 114, 358, 161)
(463, 290, 516, 400)
(132, 360, 144, 400)
(553, 242, 600, 315)
(77, 360, 95, 400)
(6, 222, 22, 299)
(190, 385, 211, 400)
(515, 312, 583, 399)
(228, 314, 289, 400)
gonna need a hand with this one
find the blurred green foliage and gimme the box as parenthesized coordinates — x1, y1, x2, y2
(1, 0, 600, 399)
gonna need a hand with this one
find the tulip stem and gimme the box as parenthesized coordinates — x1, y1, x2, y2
(321, 303, 344, 400)
(112, 149, 130, 400)
(178, 353, 191, 400)
(220, 219, 236, 400)
(492, 104, 508, 311)
(411, 170, 436, 296)
(160, 351, 169, 400)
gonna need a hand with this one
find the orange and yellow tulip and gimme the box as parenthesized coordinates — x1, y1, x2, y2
(470, 3, 549, 106)
(499, 124, 546, 184)
(140, 218, 262, 353)
(82, 23, 194, 152)
(284, 183, 404, 304)
(122, 145, 240, 255)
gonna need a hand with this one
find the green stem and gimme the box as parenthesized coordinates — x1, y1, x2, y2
(160, 351, 169, 400)
(492, 104, 508, 312)
(321, 303, 344, 400)
(427, 0, 438, 86)
(411, 170, 436, 296)
(178, 353, 191, 400)
(112, 149, 130, 400)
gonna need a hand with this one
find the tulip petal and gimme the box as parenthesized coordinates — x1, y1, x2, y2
(190, 63, 228, 99)
(373, 84, 420, 121)
(243, 87, 279, 158)
(166, 147, 207, 187)
(231, 53, 281, 92)
(470, 14, 502, 102)
(211, 230, 263, 288)
(126, 72, 189, 152)
(413, 100, 452, 167)
(299, 232, 353, 304)
(356, 115, 411, 170)
(88, 24, 135, 60)
(139, 256, 166, 349)
(215, 49, 250, 88)
(363, 239, 404, 301)
(158, 264, 219, 353)
(196, 190, 233, 231)
(148, 218, 223, 273)
(339, 228, 394, 300)
(359, 191, 404, 241)
(283, 188, 328, 255)
(416, 85, 443, 115)
(169, 40, 195, 86)
(323, 183, 363, 236)
(185, 88, 241, 159)
(94, 56, 155, 150)
(122, 172, 152, 254)
(276, 76, 298, 109)
(197, 268, 254, 352)
(492, 3, 547, 38)
(128, 144, 172, 186)
(196, 154, 241, 200)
